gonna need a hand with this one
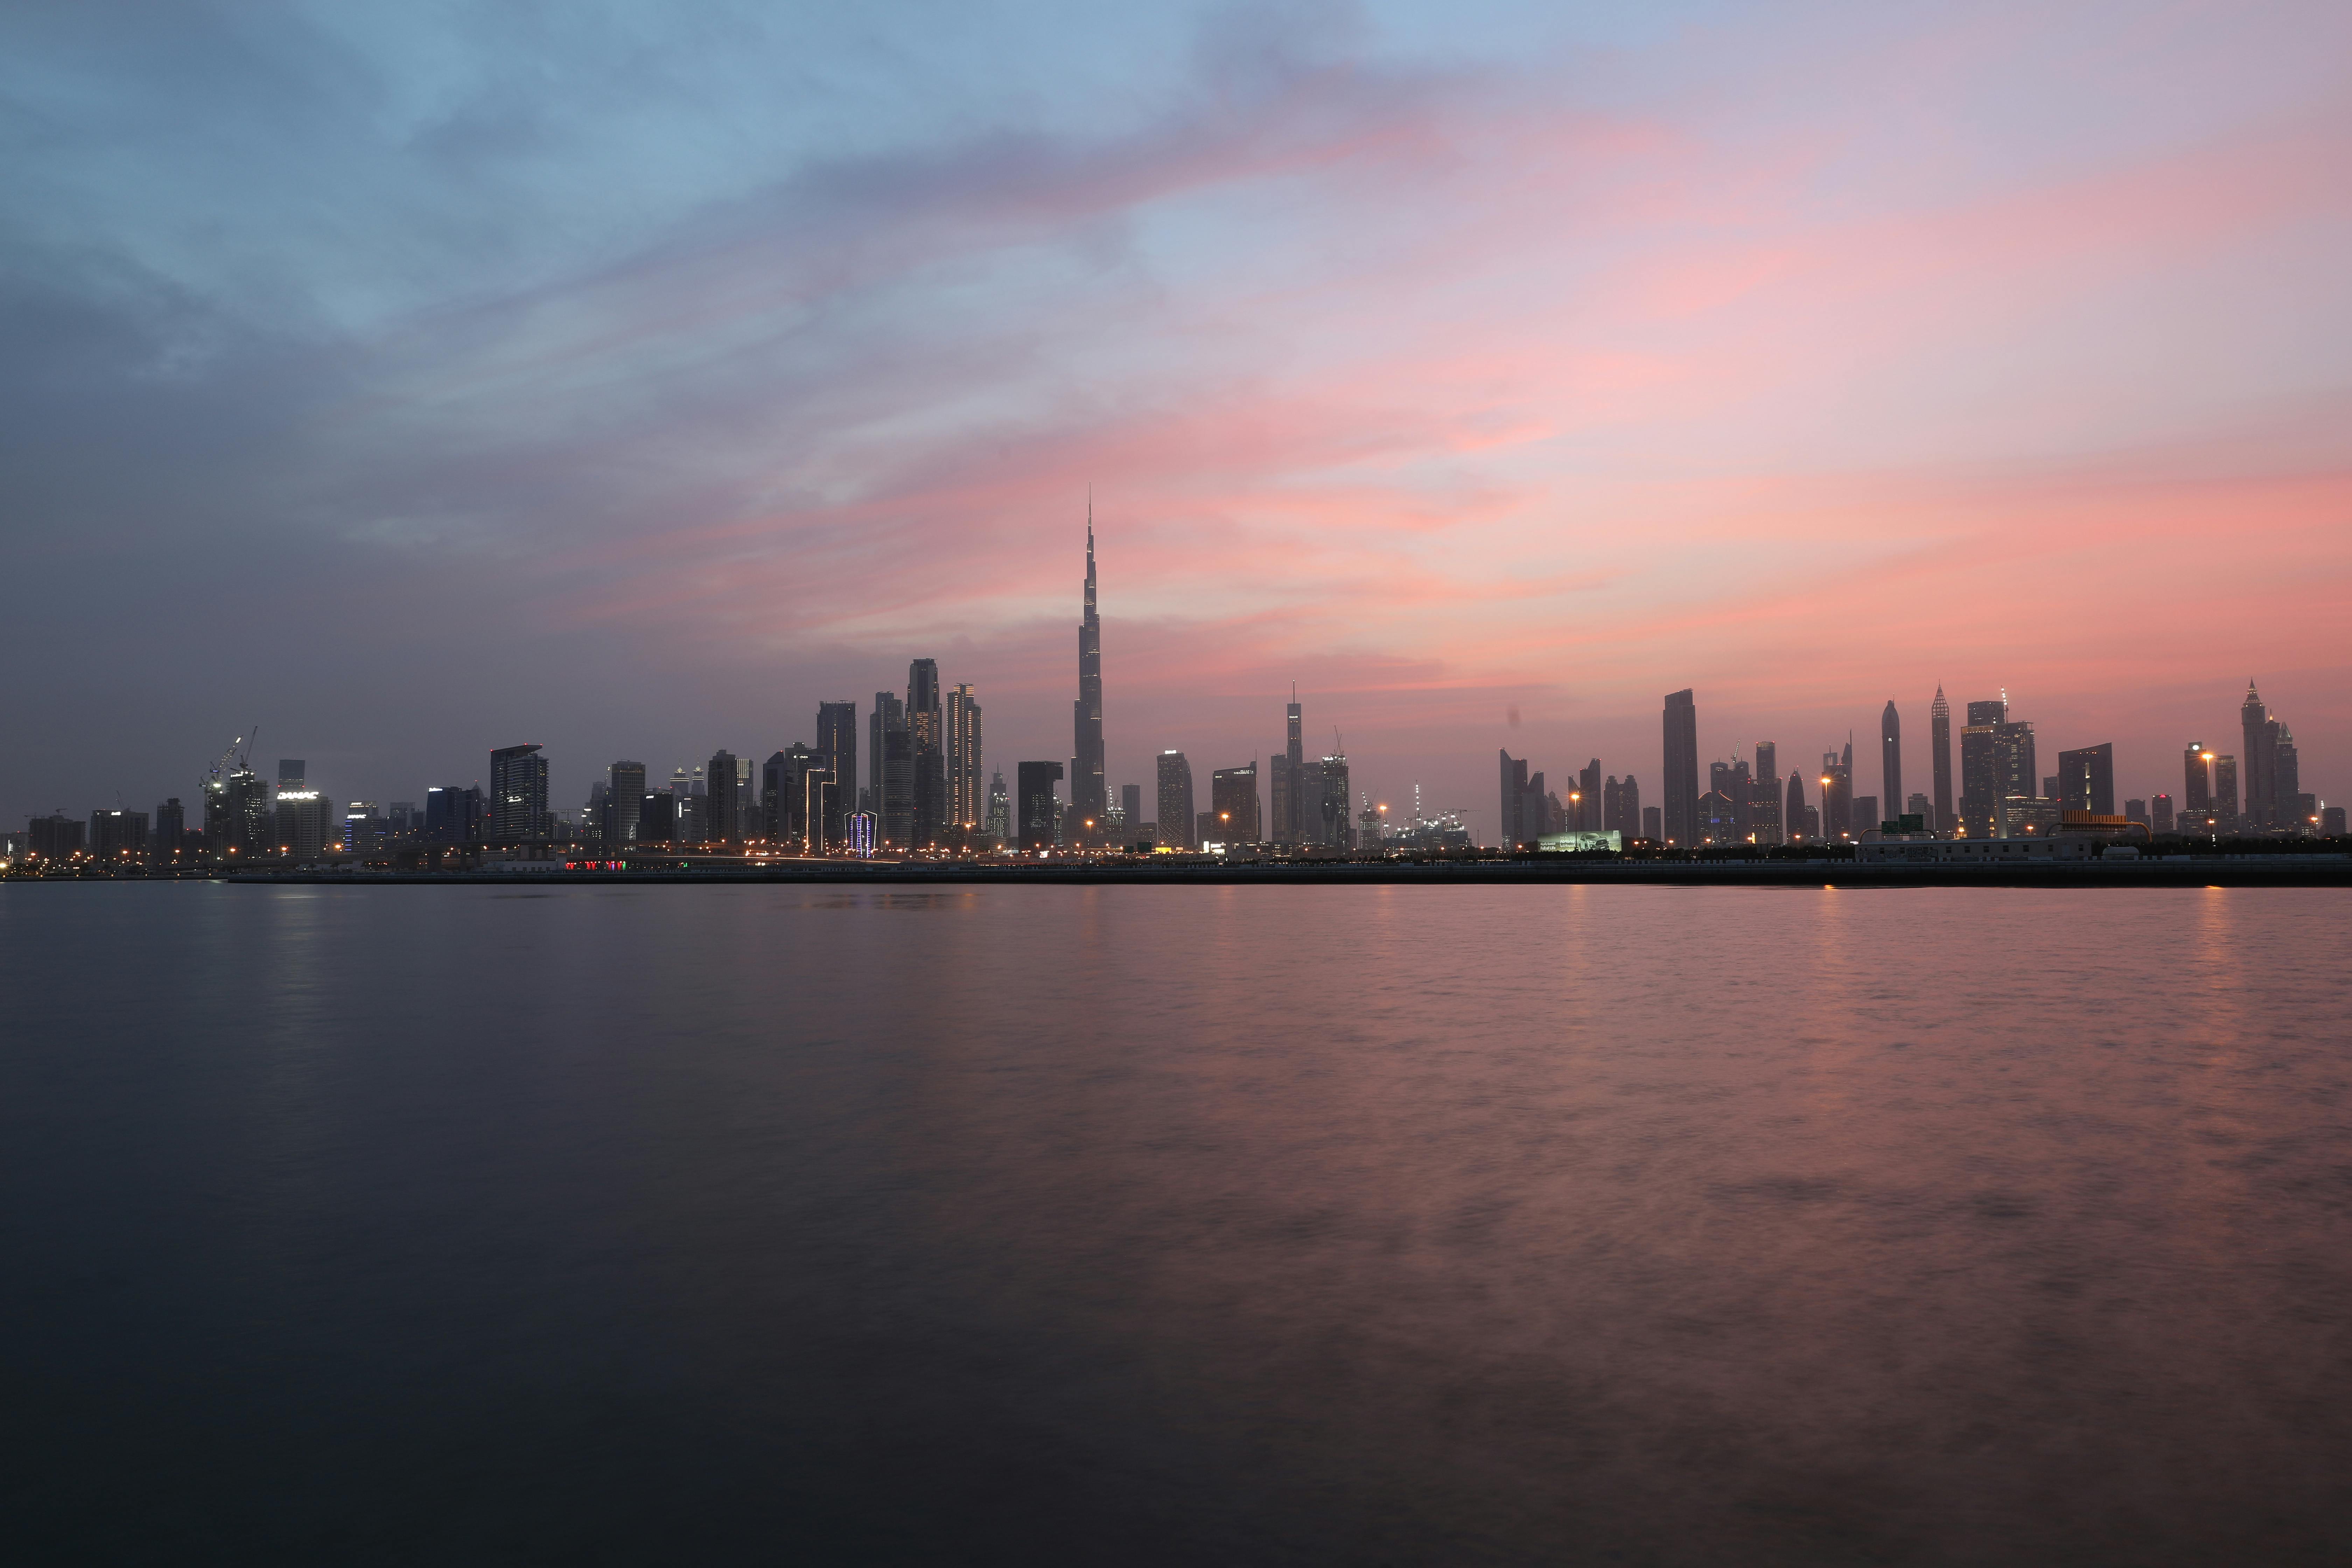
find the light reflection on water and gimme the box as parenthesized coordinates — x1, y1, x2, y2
(3, 883, 2348, 1563)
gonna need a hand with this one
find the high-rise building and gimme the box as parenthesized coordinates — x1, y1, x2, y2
(1785, 771, 1806, 841)
(1881, 700, 1902, 826)
(2183, 743, 2212, 814)
(278, 759, 306, 788)
(705, 749, 740, 845)
(1071, 513, 1107, 846)
(1577, 758, 1602, 832)
(906, 659, 946, 848)
(1212, 763, 1261, 843)
(205, 762, 272, 859)
(154, 797, 186, 860)
(987, 770, 1011, 843)
(2124, 798, 2148, 827)
(869, 692, 905, 838)
(89, 809, 149, 862)
(1662, 690, 1699, 847)
(1498, 749, 1547, 849)
(2056, 743, 2114, 817)
(1700, 789, 1739, 844)
(1016, 761, 1064, 851)
(1852, 796, 1879, 836)
(948, 684, 982, 828)
(1754, 742, 1778, 806)
(1303, 752, 1351, 846)
(637, 790, 676, 844)
(2213, 755, 2240, 832)
(1905, 791, 1931, 825)
(1602, 776, 1627, 837)
(1120, 784, 1142, 842)
(274, 786, 333, 859)
(425, 785, 484, 847)
(1959, 699, 2022, 839)
(1820, 750, 1852, 840)
(2241, 681, 2275, 830)
(344, 801, 386, 856)
(1750, 773, 1784, 845)
(1709, 758, 1751, 837)
(606, 762, 646, 845)
(1929, 687, 1953, 832)
(1619, 776, 1640, 842)
(1270, 686, 1304, 844)
(2151, 792, 2175, 834)
(1642, 805, 1662, 842)
(2276, 724, 2304, 831)
(809, 701, 854, 848)
(489, 743, 549, 843)
(1157, 751, 1195, 849)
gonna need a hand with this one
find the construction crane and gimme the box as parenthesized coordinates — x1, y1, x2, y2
(205, 725, 257, 789)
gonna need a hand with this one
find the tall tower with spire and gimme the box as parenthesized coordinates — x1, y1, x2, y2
(1881, 699, 1903, 830)
(1072, 503, 1107, 842)
(1930, 686, 1953, 833)
(2240, 680, 2274, 830)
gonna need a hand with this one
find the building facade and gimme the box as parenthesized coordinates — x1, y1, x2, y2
(1156, 751, 1195, 849)
(1662, 689, 1699, 847)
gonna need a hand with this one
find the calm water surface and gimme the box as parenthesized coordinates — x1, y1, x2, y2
(4, 883, 2350, 1563)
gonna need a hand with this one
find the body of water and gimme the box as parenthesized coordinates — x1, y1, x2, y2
(4, 883, 2349, 1563)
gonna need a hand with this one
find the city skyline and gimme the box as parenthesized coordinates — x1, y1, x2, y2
(6, 5, 2349, 838)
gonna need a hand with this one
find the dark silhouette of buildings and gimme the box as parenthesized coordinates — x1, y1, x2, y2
(425, 784, 484, 846)
(705, 749, 740, 844)
(1071, 516, 1107, 845)
(1157, 751, 1195, 849)
(2241, 681, 2274, 829)
(1784, 770, 1807, 841)
(816, 700, 856, 848)
(869, 691, 904, 838)
(1930, 686, 1953, 832)
(1212, 763, 1260, 843)
(908, 659, 945, 847)
(1881, 700, 1902, 827)
(1662, 690, 1699, 846)
(1270, 686, 1304, 844)
(605, 761, 645, 846)
(948, 683, 981, 828)
(1017, 761, 1063, 850)
(489, 743, 548, 843)
(2057, 743, 2114, 817)
(89, 808, 147, 861)
(1499, 749, 1546, 849)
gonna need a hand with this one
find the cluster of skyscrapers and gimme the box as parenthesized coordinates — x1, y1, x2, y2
(10, 513, 2340, 870)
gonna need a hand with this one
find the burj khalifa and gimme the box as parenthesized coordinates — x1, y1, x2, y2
(1072, 506, 1107, 842)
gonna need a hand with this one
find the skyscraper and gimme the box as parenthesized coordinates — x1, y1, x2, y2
(1156, 751, 1195, 850)
(1958, 699, 2009, 838)
(1820, 750, 1852, 840)
(2241, 681, 2274, 829)
(869, 691, 903, 823)
(2183, 743, 2211, 815)
(2152, 792, 2174, 834)
(606, 761, 645, 845)
(1499, 749, 1546, 849)
(1880, 700, 1902, 828)
(706, 749, 740, 845)
(489, 743, 548, 843)
(1619, 776, 1640, 842)
(816, 700, 856, 848)
(1753, 742, 1778, 807)
(1017, 761, 1064, 851)
(947, 683, 982, 827)
(987, 770, 1010, 843)
(1785, 771, 1806, 841)
(2213, 754, 2240, 832)
(1071, 511, 1107, 845)
(1930, 686, 1952, 832)
(2057, 743, 2114, 816)
(1211, 763, 1260, 843)
(908, 659, 946, 847)
(1270, 686, 1304, 844)
(1120, 784, 1141, 842)
(1662, 690, 1699, 847)
(1577, 758, 1602, 832)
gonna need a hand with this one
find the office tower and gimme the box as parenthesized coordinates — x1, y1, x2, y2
(2042, 776, 2059, 801)
(1905, 791, 1931, 824)
(1751, 774, 1784, 845)
(2124, 798, 2148, 827)
(1120, 784, 1142, 841)
(2241, 681, 2275, 829)
(804, 771, 838, 853)
(580, 782, 608, 847)
(1881, 700, 1902, 827)
(1993, 720, 2036, 835)
(636, 790, 676, 844)
(947, 684, 982, 827)
(1305, 750, 1351, 846)
(203, 754, 271, 858)
(1269, 686, 1304, 844)
(273, 785, 332, 859)
(2323, 806, 2346, 837)
(2183, 743, 2211, 813)
(1017, 761, 1064, 850)
(1642, 805, 1662, 842)
(26, 813, 85, 859)
(2152, 793, 2175, 833)
(2213, 755, 2239, 832)
(1619, 776, 1640, 841)
(1853, 796, 1879, 836)
(1212, 763, 1261, 843)
(488, 743, 549, 843)
(154, 797, 184, 859)
(907, 658, 946, 847)
(1929, 687, 1953, 832)
(1785, 771, 1806, 841)
(1820, 750, 1852, 839)
(278, 759, 306, 787)
(1071, 514, 1108, 846)
(869, 691, 905, 837)
(1603, 776, 1625, 836)
(1754, 742, 1778, 805)
(344, 802, 385, 855)
(605, 762, 646, 845)
(1498, 749, 1547, 849)
(1699, 789, 1738, 844)
(1576, 759, 1601, 832)
(425, 785, 483, 846)
(1662, 690, 1699, 847)
(2275, 723, 2305, 832)
(1157, 751, 1196, 849)
(89, 809, 149, 862)
(705, 749, 740, 845)
(2057, 744, 2114, 816)
(988, 770, 1011, 842)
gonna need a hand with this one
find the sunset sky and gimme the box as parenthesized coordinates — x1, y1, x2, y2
(7, 1, 2348, 830)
